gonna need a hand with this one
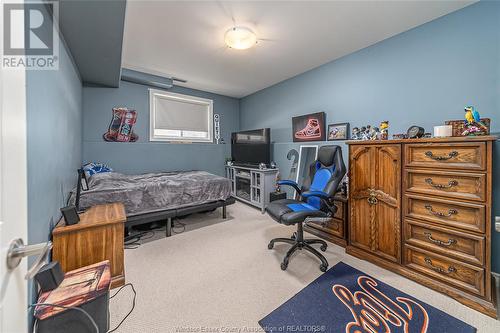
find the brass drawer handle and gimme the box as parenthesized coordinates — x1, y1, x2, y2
(424, 257, 457, 275)
(424, 232, 457, 247)
(424, 150, 459, 161)
(367, 189, 378, 205)
(425, 178, 459, 189)
(424, 204, 458, 217)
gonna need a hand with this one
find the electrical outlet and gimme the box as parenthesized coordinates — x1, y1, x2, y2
(496, 216, 500, 232)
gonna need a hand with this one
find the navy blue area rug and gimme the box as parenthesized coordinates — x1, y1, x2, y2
(259, 262, 475, 333)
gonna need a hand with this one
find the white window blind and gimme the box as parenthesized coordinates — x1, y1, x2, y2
(149, 89, 213, 142)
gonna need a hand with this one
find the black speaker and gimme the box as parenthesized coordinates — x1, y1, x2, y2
(34, 262, 110, 333)
(34, 262, 64, 292)
(270, 191, 287, 202)
(60, 205, 80, 225)
(36, 293, 109, 333)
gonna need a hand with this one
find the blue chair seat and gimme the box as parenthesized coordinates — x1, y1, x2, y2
(266, 199, 328, 226)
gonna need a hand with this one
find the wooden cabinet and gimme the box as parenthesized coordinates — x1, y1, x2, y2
(347, 136, 497, 318)
(52, 203, 126, 289)
(304, 193, 348, 247)
(349, 144, 401, 263)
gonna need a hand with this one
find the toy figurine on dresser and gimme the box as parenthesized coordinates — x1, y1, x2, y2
(445, 106, 491, 137)
(351, 125, 380, 140)
(379, 120, 389, 140)
(351, 127, 361, 140)
(463, 106, 489, 136)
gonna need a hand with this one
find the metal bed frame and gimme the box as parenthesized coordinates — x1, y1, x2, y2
(76, 168, 235, 237)
(125, 197, 235, 237)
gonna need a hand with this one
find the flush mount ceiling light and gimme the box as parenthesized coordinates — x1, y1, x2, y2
(224, 27, 257, 50)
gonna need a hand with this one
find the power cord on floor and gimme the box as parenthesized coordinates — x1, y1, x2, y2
(124, 230, 156, 249)
(30, 282, 137, 333)
(125, 217, 189, 246)
(124, 222, 167, 249)
(108, 283, 137, 333)
(172, 218, 186, 234)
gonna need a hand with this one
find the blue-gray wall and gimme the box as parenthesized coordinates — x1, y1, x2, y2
(82, 80, 240, 176)
(26, 8, 83, 327)
(239, 2, 500, 270)
(26, 23, 83, 246)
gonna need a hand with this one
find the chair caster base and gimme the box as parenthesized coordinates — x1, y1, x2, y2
(268, 234, 329, 272)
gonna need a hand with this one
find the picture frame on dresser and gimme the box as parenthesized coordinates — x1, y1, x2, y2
(327, 123, 349, 141)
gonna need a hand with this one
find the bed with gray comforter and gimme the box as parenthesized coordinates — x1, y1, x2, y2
(73, 170, 232, 217)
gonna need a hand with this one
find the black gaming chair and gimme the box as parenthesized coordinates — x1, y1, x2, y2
(266, 145, 346, 272)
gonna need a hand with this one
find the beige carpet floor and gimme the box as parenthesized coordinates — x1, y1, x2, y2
(110, 202, 500, 332)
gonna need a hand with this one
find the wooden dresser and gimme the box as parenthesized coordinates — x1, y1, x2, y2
(304, 193, 348, 247)
(52, 203, 126, 289)
(347, 136, 497, 317)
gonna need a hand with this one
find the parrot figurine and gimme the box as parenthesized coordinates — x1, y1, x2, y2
(463, 105, 488, 136)
(464, 106, 481, 125)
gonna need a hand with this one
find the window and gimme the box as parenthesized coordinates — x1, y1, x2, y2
(149, 89, 213, 143)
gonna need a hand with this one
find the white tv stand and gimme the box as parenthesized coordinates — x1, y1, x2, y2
(225, 165, 278, 213)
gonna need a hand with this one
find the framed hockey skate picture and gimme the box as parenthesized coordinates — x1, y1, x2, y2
(292, 112, 326, 142)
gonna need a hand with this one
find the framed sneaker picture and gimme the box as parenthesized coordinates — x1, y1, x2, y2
(292, 112, 326, 142)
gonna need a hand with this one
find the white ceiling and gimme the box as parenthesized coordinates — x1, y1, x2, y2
(122, 0, 475, 98)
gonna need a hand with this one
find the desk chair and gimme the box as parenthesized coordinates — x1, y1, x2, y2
(265, 145, 346, 272)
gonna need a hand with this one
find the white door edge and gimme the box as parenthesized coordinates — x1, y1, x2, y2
(0, 49, 29, 333)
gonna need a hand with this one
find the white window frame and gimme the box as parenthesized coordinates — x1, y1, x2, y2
(149, 89, 214, 143)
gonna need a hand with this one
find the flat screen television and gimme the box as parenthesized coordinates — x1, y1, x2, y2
(231, 128, 271, 166)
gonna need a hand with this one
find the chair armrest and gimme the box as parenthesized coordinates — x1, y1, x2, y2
(301, 191, 337, 215)
(301, 191, 330, 199)
(277, 180, 301, 194)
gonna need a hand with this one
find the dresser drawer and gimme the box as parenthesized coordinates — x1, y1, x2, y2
(405, 142, 486, 170)
(404, 194, 485, 233)
(404, 219, 485, 266)
(404, 245, 485, 296)
(307, 218, 344, 239)
(405, 169, 486, 202)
